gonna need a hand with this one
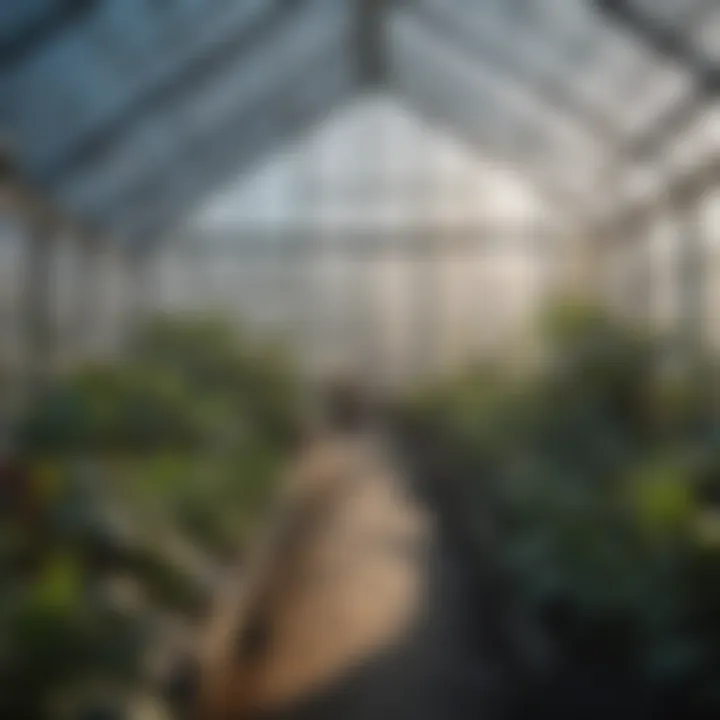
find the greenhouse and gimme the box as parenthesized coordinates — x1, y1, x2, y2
(1, 1, 719, 719)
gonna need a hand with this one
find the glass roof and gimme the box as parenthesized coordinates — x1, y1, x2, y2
(188, 94, 554, 238)
(0, 0, 716, 243)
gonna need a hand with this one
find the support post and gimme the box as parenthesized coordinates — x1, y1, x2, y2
(410, 231, 439, 381)
(22, 209, 55, 389)
(354, 0, 388, 87)
(622, 216, 653, 327)
(676, 201, 705, 356)
(74, 230, 101, 360)
(124, 245, 155, 345)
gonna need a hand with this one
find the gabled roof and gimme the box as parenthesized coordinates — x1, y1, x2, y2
(1, 0, 717, 245)
(188, 93, 557, 239)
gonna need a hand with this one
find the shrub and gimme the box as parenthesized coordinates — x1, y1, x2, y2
(404, 300, 720, 718)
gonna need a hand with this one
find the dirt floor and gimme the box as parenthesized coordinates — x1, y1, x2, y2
(197, 432, 487, 720)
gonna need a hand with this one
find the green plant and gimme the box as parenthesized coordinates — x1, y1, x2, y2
(404, 300, 720, 718)
(3, 314, 301, 718)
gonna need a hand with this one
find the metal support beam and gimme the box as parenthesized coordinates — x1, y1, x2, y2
(574, 228, 612, 304)
(596, 0, 719, 92)
(38, 0, 308, 185)
(123, 245, 155, 339)
(109, 43, 353, 245)
(623, 218, 654, 325)
(409, 0, 623, 147)
(405, 232, 439, 379)
(609, 154, 719, 232)
(597, 0, 718, 161)
(626, 92, 708, 162)
(178, 226, 559, 259)
(0, 0, 98, 70)
(394, 82, 595, 224)
(355, 0, 388, 86)
(676, 201, 706, 354)
(22, 211, 55, 387)
(72, 231, 101, 357)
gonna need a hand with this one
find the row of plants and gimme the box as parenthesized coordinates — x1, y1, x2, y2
(1, 315, 301, 719)
(6, 301, 720, 718)
(402, 300, 720, 719)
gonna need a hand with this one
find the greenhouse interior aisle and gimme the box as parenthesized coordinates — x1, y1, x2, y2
(0, 1, 719, 719)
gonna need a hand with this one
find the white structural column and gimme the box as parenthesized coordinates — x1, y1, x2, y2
(22, 207, 56, 388)
(676, 199, 705, 353)
(73, 231, 103, 359)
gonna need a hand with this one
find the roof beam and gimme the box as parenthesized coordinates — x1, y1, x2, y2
(625, 90, 708, 161)
(175, 226, 559, 259)
(407, 0, 623, 148)
(608, 153, 719, 231)
(595, 0, 719, 92)
(354, 0, 389, 86)
(393, 83, 593, 225)
(36, 0, 308, 186)
(597, 0, 718, 160)
(0, 0, 98, 70)
(113, 46, 354, 246)
(63, 12, 351, 232)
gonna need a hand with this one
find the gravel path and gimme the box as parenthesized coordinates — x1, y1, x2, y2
(198, 432, 489, 720)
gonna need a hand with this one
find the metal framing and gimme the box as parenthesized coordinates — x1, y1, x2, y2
(175, 225, 557, 259)
(355, 0, 388, 85)
(112, 41, 355, 246)
(0, 0, 97, 70)
(597, 0, 718, 88)
(393, 80, 596, 223)
(599, 0, 718, 161)
(1, 0, 717, 244)
(36, 0, 315, 186)
(407, 0, 624, 148)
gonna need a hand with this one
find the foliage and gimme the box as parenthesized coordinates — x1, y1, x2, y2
(1, 315, 301, 718)
(404, 300, 720, 718)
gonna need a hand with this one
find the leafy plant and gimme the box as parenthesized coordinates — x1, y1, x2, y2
(3, 314, 301, 718)
(404, 300, 720, 718)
